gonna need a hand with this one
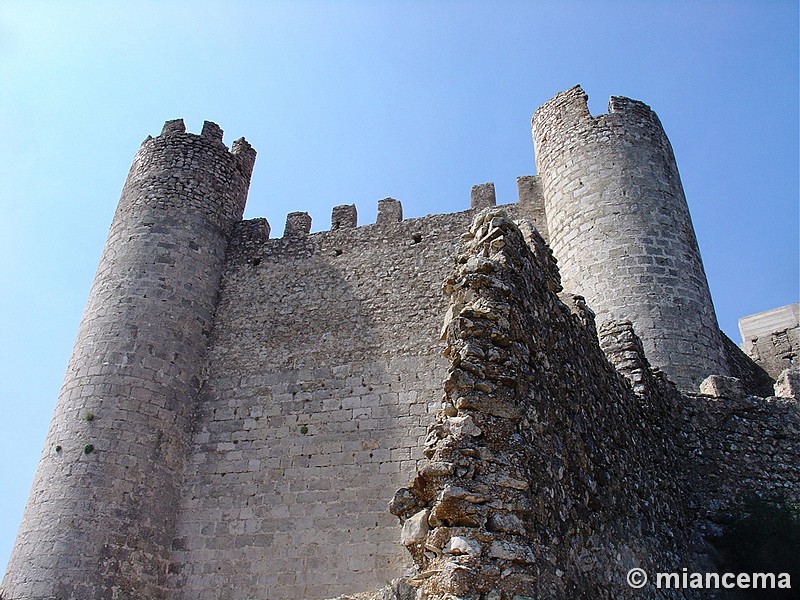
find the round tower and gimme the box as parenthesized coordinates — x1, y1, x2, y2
(1, 120, 256, 599)
(531, 86, 727, 389)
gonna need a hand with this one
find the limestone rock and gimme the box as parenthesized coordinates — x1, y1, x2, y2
(699, 375, 745, 398)
(442, 536, 481, 556)
(401, 509, 430, 546)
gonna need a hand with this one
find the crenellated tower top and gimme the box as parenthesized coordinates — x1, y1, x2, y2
(532, 85, 728, 389)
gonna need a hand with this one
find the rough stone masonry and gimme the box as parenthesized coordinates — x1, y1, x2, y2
(1, 87, 797, 600)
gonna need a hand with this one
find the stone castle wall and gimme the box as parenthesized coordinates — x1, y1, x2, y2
(166, 196, 546, 598)
(167, 209, 465, 599)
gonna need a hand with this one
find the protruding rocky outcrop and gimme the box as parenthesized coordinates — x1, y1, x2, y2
(390, 208, 697, 599)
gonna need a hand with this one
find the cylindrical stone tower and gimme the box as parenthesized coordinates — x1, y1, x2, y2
(532, 86, 727, 389)
(1, 120, 255, 599)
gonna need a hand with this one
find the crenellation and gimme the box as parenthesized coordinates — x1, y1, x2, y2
(231, 137, 257, 179)
(331, 204, 358, 229)
(376, 197, 402, 224)
(284, 211, 312, 237)
(161, 118, 186, 135)
(3, 87, 797, 600)
(514, 175, 547, 240)
(200, 120, 224, 142)
(229, 218, 270, 257)
(469, 181, 496, 210)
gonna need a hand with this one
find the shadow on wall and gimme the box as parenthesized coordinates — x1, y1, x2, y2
(168, 221, 457, 599)
(711, 492, 800, 600)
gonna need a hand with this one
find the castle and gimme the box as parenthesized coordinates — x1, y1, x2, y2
(2, 86, 797, 599)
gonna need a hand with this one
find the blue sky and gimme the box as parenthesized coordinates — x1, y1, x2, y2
(0, 0, 797, 574)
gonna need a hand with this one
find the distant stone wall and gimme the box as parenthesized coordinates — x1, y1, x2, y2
(739, 303, 800, 379)
(682, 385, 800, 542)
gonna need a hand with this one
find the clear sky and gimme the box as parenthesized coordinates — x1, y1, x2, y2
(0, 0, 797, 574)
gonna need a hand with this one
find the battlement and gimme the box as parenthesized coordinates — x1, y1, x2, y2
(147, 118, 257, 180)
(238, 177, 545, 244)
(532, 85, 661, 138)
(531, 84, 590, 134)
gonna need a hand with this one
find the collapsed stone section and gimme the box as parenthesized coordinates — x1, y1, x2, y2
(391, 208, 697, 599)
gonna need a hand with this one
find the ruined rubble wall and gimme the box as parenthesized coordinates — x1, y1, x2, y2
(682, 392, 800, 526)
(392, 209, 699, 599)
(168, 210, 477, 599)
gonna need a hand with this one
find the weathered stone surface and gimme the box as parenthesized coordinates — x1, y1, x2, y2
(4, 88, 797, 600)
(401, 510, 430, 546)
(487, 540, 535, 563)
(443, 536, 481, 556)
(699, 375, 745, 398)
(532, 85, 729, 389)
(775, 368, 800, 398)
